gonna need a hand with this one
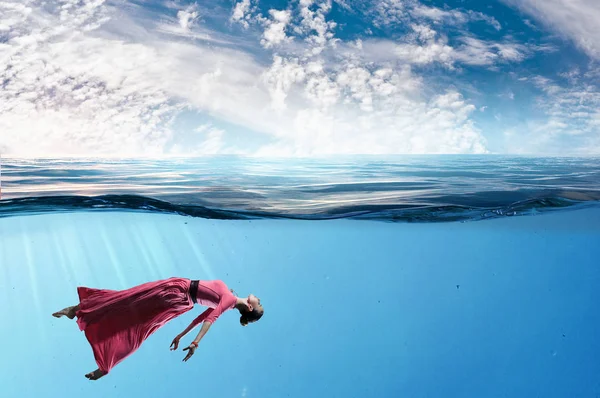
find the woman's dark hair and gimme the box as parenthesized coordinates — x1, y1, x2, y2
(240, 307, 263, 326)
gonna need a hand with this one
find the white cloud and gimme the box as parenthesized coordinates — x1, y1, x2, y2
(535, 81, 600, 136)
(296, 0, 337, 55)
(411, 5, 464, 23)
(370, 1, 501, 31)
(454, 37, 527, 66)
(495, 43, 525, 61)
(1, 0, 494, 157)
(504, 0, 600, 59)
(343, 1, 542, 75)
(528, 75, 562, 95)
(348, 32, 455, 68)
(304, 68, 340, 108)
(239, 0, 487, 155)
(394, 25, 454, 66)
(371, 0, 409, 27)
(231, 0, 252, 28)
(0, 2, 33, 33)
(261, 9, 292, 48)
(352, 32, 528, 69)
(0, 0, 173, 157)
(394, 41, 455, 66)
(0, 0, 260, 157)
(255, 58, 487, 155)
(410, 23, 436, 41)
(177, 4, 199, 31)
(195, 124, 225, 154)
(232, 1, 338, 54)
(153, 3, 214, 41)
(262, 56, 307, 110)
(504, 71, 600, 154)
(168, 123, 231, 155)
(333, 0, 352, 11)
(466, 11, 502, 31)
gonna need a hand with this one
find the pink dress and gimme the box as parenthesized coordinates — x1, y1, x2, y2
(75, 277, 236, 374)
(188, 279, 237, 326)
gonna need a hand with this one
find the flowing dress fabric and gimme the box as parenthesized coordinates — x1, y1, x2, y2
(75, 277, 194, 374)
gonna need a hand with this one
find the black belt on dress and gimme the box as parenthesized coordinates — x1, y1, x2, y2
(189, 280, 199, 304)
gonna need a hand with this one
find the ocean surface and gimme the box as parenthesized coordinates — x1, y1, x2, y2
(2, 155, 600, 221)
(0, 155, 599, 398)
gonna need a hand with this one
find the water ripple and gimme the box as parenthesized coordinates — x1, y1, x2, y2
(1, 155, 599, 222)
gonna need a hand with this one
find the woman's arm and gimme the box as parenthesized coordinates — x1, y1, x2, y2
(191, 321, 212, 345)
(180, 321, 213, 362)
(176, 320, 197, 339)
(179, 297, 227, 344)
(178, 308, 213, 338)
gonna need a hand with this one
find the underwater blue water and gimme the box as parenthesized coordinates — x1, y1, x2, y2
(0, 155, 599, 398)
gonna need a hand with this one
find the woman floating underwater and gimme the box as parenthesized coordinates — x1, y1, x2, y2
(52, 277, 264, 380)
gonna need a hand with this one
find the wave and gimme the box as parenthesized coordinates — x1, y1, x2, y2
(1, 194, 598, 223)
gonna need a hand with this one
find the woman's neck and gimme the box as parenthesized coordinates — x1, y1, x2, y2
(235, 297, 248, 311)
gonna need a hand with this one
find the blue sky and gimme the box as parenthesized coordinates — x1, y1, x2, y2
(1, 0, 599, 157)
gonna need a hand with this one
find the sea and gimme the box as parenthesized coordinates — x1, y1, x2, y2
(0, 155, 599, 398)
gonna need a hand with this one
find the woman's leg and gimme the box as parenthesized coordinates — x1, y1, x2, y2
(52, 304, 80, 319)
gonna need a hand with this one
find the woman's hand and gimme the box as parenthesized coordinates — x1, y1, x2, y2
(182, 344, 197, 362)
(170, 335, 181, 351)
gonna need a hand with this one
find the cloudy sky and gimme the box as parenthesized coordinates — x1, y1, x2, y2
(1, 0, 599, 157)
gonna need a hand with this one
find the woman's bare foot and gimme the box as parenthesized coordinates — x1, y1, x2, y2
(52, 305, 78, 319)
(85, 369, 105, 380)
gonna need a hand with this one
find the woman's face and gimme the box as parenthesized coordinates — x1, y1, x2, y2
(248, 294, 263, 313)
